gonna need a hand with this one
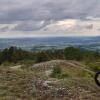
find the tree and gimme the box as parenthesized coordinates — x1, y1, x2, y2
(35, 52, 49, 63)
(64, 47, 82, 60)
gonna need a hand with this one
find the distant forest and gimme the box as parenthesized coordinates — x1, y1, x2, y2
(0, 46, 99, 64)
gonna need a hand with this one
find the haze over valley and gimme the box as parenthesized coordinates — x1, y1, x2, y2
(0, 37, 100, 51)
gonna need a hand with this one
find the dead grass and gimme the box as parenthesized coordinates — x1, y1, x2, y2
(0, 60, 100, 100)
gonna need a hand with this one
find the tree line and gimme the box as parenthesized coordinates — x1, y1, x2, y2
(0, 46, 99, 64)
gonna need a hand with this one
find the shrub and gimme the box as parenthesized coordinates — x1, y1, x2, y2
(88, 63, 100, 72)
(79, 71, 93, 78)
(50, 66, 61, 78)
(34, 52, 49, 63)
(50, 66, 69, 79)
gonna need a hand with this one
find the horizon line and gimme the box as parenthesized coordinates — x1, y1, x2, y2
(0, 35, 100, 39)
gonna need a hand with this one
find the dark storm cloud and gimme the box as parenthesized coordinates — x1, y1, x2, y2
(0, 0, 100, 31)
(0, 9, 33, 23)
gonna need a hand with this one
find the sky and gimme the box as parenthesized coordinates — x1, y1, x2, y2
(0, 0, 100, 38)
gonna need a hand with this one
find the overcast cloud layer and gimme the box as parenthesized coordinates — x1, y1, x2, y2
(0, 0, 100, 37)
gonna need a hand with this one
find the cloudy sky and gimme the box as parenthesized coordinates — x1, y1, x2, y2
(0, 0, 100, 38)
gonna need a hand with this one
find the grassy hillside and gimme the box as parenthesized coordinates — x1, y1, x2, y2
(0, 60, 100, 100)
(0, 47, 100, 100)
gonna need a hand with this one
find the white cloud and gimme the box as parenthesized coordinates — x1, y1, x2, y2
(0, 24, 17, 31)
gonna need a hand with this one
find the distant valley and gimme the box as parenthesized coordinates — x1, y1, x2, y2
(0, 37, 100, 51)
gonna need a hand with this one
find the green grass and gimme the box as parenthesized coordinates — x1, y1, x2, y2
(86, 62, 100, 72)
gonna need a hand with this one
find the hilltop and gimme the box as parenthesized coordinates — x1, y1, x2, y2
(0, 59, 100, 100)
(0, 47, 100, 100)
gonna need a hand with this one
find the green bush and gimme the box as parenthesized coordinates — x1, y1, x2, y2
(50, 66, 61, 78)
(90, 65, 100, 72)
(79, 71, 93, 78)
(50, 66, 69, 79)
(88, 63, 100, 72)
(34, 52, 49, 63)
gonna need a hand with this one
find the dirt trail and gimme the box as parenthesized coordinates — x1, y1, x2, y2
(32, 60, 94, 74)
(10, 65, 22, 70)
